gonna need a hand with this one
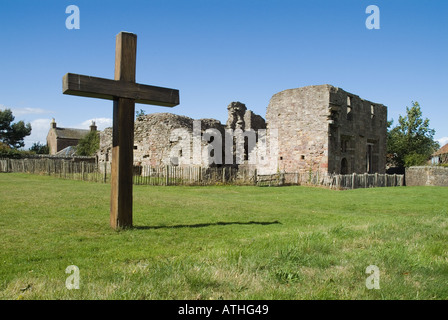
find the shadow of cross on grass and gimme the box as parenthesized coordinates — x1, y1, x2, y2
(134, 220, 281, 230)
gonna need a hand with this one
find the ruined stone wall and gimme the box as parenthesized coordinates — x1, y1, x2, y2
(260, 85, 387, 175)
(98, 113, 225, 168)
(96, 89, 386, 176)
(134, 113, 194, 166)
(99, 103, 266, 171)
(262, 85, 331, 175)
(328, 86, 387, 174)
(99, 109, 267, 168)
(226, 102, 266, 173)
(406, 166, 448, 186)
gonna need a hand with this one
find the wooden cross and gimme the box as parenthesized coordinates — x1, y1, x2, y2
(62, 32, 179, 229)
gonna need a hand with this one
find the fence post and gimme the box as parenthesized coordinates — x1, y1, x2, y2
(352, 173, 356, 189)
(165, 165, 169, 186)
(81, 162, 85, 181)
(222, 167, 226, 184)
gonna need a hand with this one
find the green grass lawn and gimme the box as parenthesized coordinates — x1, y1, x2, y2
(0, 173, 447, 300)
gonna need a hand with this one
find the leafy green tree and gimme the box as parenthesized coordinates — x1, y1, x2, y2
(387, 101, 439, 167)
(136, 109, 146, 120)
(76, 131, 100, 156)
(0, 108, 32, 149)
(30, 142, 49, 154)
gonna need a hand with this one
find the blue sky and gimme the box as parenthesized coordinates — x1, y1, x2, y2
(1, 0, 447, 148)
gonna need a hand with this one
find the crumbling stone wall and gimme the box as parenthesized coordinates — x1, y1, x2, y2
(327, 86, 387, 174)
(98, 105, 265, 169)
(262, 85, 331, 175)
(261, 85, 387, 175)
(98, 113, 225, 168)
(226, 101, 266, 132)
(225, 102, 266, 172)
(97, 87, 386, 176)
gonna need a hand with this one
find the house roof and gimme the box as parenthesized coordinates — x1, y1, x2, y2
(54, 127, 89, 140)
(434, 143, 448, 156)
(55, 145, 77, 157)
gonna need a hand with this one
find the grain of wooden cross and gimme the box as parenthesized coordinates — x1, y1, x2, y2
(62, 32, 179, 229)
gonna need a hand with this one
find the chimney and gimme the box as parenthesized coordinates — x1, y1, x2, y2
(51, 118, 57, 129)
(90, 121, 97, 132)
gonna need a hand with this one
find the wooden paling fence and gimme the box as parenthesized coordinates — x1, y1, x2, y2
(257, 171, 404, 189)
(0, 158, 106, 183)
(0, 158, 254, 186)
(132, 165, 255, 186)
(1, 158, 404, 189)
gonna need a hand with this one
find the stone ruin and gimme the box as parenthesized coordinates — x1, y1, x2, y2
(98, 84, 388, 175)
(97, 102, 266, 170)
(261, 85, 387, 175)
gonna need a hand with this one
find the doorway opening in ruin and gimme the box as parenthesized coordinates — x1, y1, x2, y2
(367, 143, 374, 173)
(341, 158, 349, 174)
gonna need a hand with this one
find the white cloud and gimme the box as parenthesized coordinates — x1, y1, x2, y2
(11, 107, 51, 116)
(23, 118, 52, 149)
(437, 137, 448, 147)
(80, 117, 112, 130)
(1, 105, 51, 116)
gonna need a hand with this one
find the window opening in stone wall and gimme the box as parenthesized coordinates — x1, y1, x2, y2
(341, 139, 348, 153)
(340, 135, 352, 154)
(244, 136, 249, 161)
(347, 96, 353, 121)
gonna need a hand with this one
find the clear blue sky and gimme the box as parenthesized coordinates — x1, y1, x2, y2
(1, 0, 447, 149)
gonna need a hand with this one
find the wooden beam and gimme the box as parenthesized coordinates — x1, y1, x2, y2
(109, 32, 137, 230)
(62, 73, 180, 107)
(115, 32, 137, 82)
(110, 97, 135, 229)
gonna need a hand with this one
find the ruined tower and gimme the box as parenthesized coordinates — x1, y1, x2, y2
(262, 85, 387, 175)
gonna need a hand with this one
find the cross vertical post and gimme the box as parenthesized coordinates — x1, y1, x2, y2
(62, 32, 180, 230)
(110, 32, 137, 229)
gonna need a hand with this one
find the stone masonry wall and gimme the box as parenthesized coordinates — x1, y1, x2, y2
(261, 85, 387, 175)
(97, 88, 387, 176)
(328, 86, 387, 174)
(98, 113, 225, 167)
(98, 106, 265, 169)
(262, 85, 331, 175)
(406, 166, 448, 186)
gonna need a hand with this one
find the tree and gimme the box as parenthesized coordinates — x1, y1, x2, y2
(0, 108, 32, 149)
(76, 131, 100, 156)
(30, 142, 49, 154)
(387, 101, 439, 167)
(136, 109, 146, 120)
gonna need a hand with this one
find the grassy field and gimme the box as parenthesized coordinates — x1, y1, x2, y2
(0, 173, 447, 300)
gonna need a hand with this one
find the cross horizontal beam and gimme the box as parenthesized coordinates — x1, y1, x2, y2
(63, 73, 179, 107)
